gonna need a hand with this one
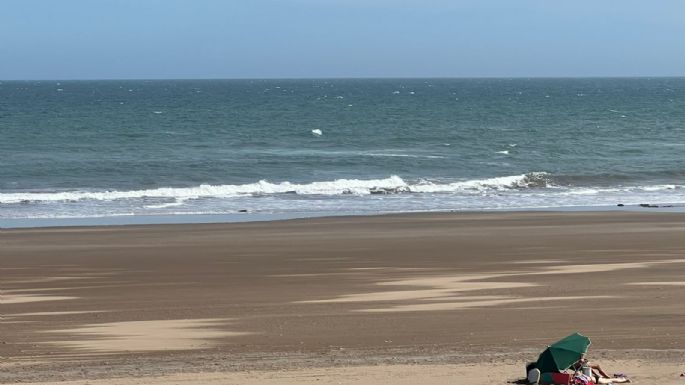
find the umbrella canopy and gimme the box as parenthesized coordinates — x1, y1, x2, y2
(535, 332, 591, 373)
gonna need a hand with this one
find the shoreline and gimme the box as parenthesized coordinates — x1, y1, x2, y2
(3, 202, 685, 229)
(3, 211, 685, 384)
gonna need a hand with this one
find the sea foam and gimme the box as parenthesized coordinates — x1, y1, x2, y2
(0, 173, 553, 204)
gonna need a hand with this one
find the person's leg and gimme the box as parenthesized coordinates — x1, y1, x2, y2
(596, 378, 613, 384)
(598, 377, 631, 383)
(591, 364, 610, 378)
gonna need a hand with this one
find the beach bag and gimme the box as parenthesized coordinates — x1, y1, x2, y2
(527, 368, 541, 384)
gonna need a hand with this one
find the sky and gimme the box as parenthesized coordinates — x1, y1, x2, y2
(1, 0, 684, 79)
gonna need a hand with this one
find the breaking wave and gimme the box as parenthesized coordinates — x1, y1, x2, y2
(4, 172, 681, 207)
(411, 172, 552, 193)
(0, 173, 554, 204)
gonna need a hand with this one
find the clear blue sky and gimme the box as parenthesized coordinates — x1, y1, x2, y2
(1, 0, 684, 79)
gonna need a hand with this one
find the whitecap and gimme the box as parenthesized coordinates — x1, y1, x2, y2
(0, 174, 553, 205)
(640, 185, 676, 192)
(496, 150, 509, 155)
(170, 177, 391, 198)
(410, 172, 552, 193)
(144, 200, 186, 209)
(562, 188, 601, 196)
(311, 129, 323, 136)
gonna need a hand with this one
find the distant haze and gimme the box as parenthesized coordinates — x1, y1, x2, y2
(1, 0, 684, 80)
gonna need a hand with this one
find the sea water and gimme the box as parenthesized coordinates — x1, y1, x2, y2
(1, 78, 685, 226)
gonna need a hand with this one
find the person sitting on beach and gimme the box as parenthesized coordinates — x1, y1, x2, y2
(572, 356, 631, 384)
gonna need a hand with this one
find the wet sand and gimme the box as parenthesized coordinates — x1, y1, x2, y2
(2, 212, 685, 384)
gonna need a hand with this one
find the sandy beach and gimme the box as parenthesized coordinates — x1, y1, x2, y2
(2, 211, 685, 384)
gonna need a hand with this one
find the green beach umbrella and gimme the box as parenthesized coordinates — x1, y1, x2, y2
(535, 332, 591, 373)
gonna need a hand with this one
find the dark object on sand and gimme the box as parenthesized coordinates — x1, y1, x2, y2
(617, 204, 624, 207)
(638, 203, 675, 208)
(535, 332, 591, 373)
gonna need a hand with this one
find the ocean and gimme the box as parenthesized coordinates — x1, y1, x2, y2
(1, 78, 685, 226)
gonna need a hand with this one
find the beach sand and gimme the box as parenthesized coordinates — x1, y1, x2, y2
(2, 212, 685, 384)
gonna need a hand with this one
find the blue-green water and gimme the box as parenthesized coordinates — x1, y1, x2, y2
(1, 78, 685, 222)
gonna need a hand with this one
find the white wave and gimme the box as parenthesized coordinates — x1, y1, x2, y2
(0, 174, 552, 204)
(10, 174, 681, 207)
(311, 129, 323, 136)
(560, 188, 603, 196)
(143, 200, 186, 209)
(411, 173, 551, 193)
(640, 184, 676, 192)
(555, 184, 684, 197)
(0, 176, 404, 203)
(496, 150, 509, 155)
